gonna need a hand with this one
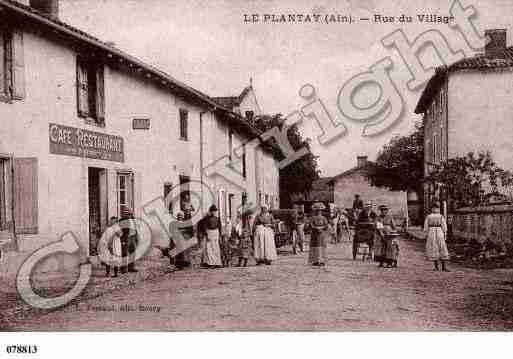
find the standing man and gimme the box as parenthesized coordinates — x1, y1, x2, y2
(357, 201, 377, 223)
(198, 205, 223, 269)
(120, 206, 138, 273)
(352, 194, 364, 211)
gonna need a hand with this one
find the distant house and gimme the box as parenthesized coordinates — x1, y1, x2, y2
(213, 83, 262, 123)
(415, 29, 513, 214)
(329, 156, 408, 219)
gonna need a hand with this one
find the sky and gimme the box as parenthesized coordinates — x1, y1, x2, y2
(57, 0, 513, 177)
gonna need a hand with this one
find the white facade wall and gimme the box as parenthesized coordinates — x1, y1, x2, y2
(0, 27, 213, 259)
(0, 24, 280, 275)
(447, 70, 513, 171)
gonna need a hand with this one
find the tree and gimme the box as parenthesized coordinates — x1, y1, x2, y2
(252, 114, 320, 208)
(425, 151, 513, 209)
(365, 121, 424, 193)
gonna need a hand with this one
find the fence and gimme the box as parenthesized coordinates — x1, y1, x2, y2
(449, 204, 513, 250)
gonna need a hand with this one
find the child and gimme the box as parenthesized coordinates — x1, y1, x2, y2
(236, 213, 251, 267)
(391, 238, 399, 267)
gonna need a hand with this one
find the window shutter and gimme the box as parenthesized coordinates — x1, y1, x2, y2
(11, 29, 25, 100)
(95, 64, 105, 125)
(76, 58, 89, 118)
(0, 31, 5, 96)
(13, 157, 38, 234)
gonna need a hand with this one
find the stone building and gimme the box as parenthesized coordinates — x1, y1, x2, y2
(0, 0, 280, 273)
(329, 156, 408, 219)
(415, 29, 513, 214)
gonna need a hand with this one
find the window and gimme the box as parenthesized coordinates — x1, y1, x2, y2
(179, 175, 191, 212)
(0, 27, 25, 101)
(241, 192, 248, 207)
(228, 129, 233, 160)
(163, 182, 173, 214)
(117, 172, 134, 216)
(265, 194, 269, 206)
(433, 134, 438, 162)
(439, 90, 444, 115)
(258, 191, 262, 205)
(179, 109, 188, 140)
(228, 193, 234, 219)
(77, 57, 105, 126)
(242, 144, 247, 179)
(440, 127, 444, 161)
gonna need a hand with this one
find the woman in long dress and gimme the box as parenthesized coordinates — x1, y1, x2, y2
(424, 204, 450, 272)
(198, 205, 223, 269)
(308, 202, 329, 266)
(253, 206, 278, 265)
(375, 205, 397, 268)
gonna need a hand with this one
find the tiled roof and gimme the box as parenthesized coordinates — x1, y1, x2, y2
(212, 96, 240, 109)
(329, 162, 374, 183)
(415, 47, 513, 114)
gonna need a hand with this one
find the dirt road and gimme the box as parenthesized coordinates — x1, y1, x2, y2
(5, 237, 513, 331)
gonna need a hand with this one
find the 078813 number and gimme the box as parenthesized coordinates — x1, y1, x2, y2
(6, 345, 38, 354)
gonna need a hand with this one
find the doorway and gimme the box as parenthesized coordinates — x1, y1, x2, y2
(88, 167, 107, 255)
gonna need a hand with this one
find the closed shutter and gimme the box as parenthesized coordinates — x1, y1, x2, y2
(0, 30, 5, 97)
(11, 29, 24, 100)
(13, 158, 38, 234)
(95, 64, 105, 125)
(76, 58, 89, 118)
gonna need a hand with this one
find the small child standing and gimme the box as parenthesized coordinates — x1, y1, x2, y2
(389, 237, 400, 267)
(235, 213, 252, 267)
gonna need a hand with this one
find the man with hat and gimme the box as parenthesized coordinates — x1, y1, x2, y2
(197, 204, 223, 268)
(357, 201, 377, 223)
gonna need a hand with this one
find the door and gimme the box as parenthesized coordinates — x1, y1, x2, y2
(89, 167, 107, 255)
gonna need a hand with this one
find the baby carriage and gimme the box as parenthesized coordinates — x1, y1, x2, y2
(352, 221, 376, 261)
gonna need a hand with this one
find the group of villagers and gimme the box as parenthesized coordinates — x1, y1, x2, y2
(167, 204, 279, 270)
(166, 198, 451, 272)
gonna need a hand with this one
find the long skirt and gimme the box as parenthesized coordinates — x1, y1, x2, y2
(426, 227, 449, 261)
(309, 229, 328, 264)
(253, 225, 277, 261)
(373, 234, 386, 262)
(202, 229, 222, 266)
(239, 236, 252, 259)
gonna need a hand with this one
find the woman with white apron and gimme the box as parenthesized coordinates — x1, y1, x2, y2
(253, 206, 278, 265)
(199, 205, 223, 269)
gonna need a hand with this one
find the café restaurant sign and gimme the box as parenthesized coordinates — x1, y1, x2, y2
(49, 123, 124, 162)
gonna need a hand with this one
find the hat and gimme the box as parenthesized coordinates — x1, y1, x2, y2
(365, 201, 373, 207)
(209, 204, 218, 212)
(176, 211, 184, 219)
(312, 202, 325, 210)
(379, 205, 389, 210)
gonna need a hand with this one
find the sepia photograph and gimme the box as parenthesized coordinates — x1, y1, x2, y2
(1, 0, 513, 352)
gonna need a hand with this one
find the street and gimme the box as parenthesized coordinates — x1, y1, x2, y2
(5, 236, 513, 331)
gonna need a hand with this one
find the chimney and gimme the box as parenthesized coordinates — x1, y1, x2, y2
(30, 0, 59, 19)
(357, 155, 368, 167)
(485, 29, 507, 58)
